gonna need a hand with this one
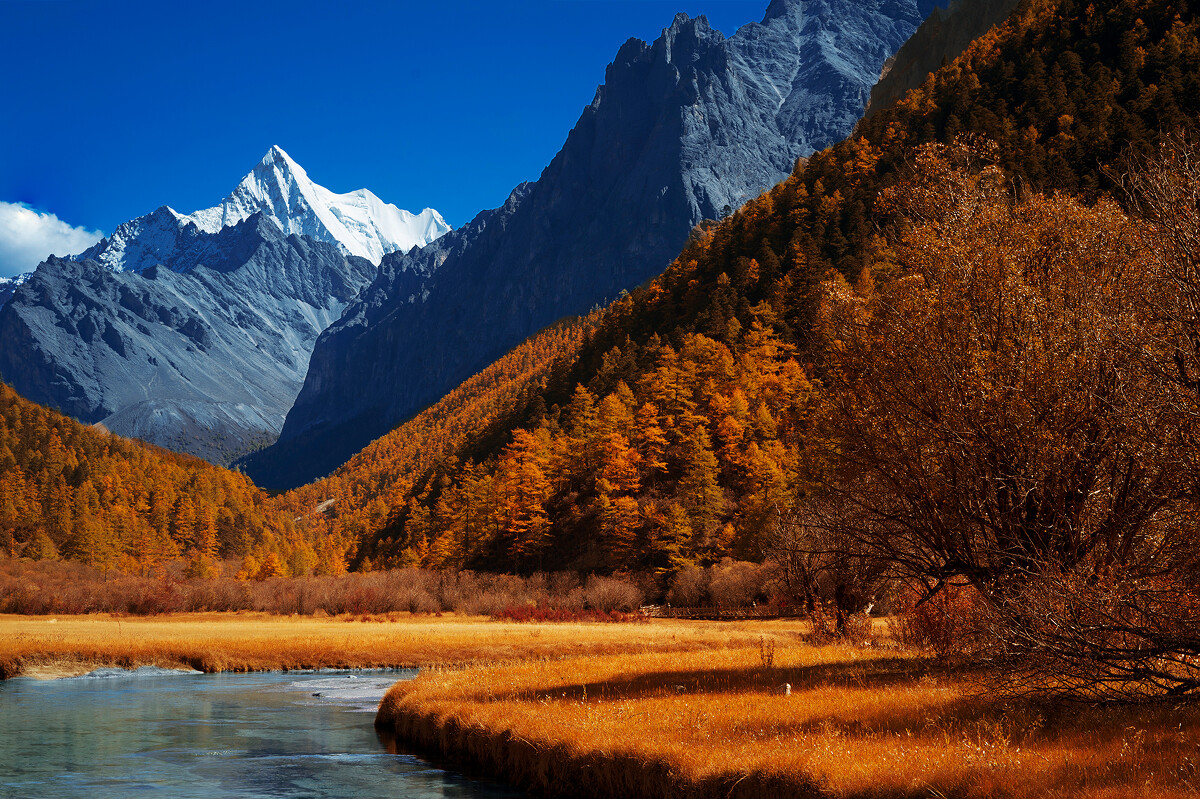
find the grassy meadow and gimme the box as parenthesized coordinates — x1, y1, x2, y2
(6, 609, 1197, 797)
(377, 632, 1200, 799)
(0, 612, 801, 679)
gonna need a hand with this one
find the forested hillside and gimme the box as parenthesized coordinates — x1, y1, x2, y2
(321, 0, 1200, 573)
(12, 0, 1200, 591)
(267, 317, 593, 569)
(0, 382, 336, 578)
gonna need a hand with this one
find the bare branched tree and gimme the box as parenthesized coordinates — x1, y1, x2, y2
(769, 500, 888, 636)
(1123, 128, 1200, 462)
(816, 142, 1200, 698)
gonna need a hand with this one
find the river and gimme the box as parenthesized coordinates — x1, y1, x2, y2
(0, 667, 523, 799)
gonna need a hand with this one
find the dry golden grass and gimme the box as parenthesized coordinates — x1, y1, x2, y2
(0, 613, 803, 679)
(377, 635, 1200, 799)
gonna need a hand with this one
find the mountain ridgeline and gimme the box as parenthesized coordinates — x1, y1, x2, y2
(0, 148, 447, 465)
(5, 0, 1187, 581)
(244, 0, 927, 490)
(80, 146, 449, 272)
(0, 215, 375, 465)
(867, 0, 1020, 113)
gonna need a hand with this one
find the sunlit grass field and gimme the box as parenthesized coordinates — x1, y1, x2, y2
(0, 612, 805, 679)
(8, 612, 1198, 797)
(377, 636, 1200, 799)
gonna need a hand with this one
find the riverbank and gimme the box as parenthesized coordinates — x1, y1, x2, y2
(376, 640, 1200, 799)
(0, 612, 806, 679)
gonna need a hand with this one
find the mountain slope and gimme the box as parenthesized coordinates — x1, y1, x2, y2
(0, 215, 374, 464)
(77, 146, 450, 273)
(0, 147, 449, 465)
(268, 0, 1200, 572)
(246, 0, 925, 490)
(272, 315, 596, 556)
(0, 274, 25, 311)
(182, 145, 450, 264)
(0, 380, 293, 573)
(867, 0, 1020, 114)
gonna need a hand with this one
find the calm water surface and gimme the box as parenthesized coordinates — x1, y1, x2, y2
(0, 668, 524, 799)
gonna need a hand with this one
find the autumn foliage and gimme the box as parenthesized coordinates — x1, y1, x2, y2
(0, 382, 327, 576)
(181, 0, 1196, 586)
(357, 320, 820, 574)
(9, 0, 1200, 705)
(816, 142, 1200, 699)
(267, 317, 592, 571)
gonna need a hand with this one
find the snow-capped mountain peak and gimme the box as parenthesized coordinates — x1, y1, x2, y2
(75, 146, 449, 273)
(184, 145, 450, 264)
(0, 271, 31, 310)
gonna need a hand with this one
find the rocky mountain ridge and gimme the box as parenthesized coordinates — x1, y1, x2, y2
(75, 146, 449, 273)
(0, 147, 452, 464)
(0, 214, 374, 464)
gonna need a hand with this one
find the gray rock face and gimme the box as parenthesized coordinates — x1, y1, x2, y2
(0, 272, 31, 312)
(0, 214, 374, 464)
(245, 0, 923, 489)
(73, 206, 232, 276)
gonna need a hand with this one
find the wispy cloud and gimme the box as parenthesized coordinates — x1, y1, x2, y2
(0, 201, 103, 279)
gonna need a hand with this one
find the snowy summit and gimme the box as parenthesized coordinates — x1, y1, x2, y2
(184, 146, 450, 264)
(79, 146, 450, 273)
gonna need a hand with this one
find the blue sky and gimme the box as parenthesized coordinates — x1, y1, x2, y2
(0, 0, 769, 278)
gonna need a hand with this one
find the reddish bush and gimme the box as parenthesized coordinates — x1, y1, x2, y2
(892, 583, 983, 658)
(583, 574, 643, 612)
(0, 556, 653, 619)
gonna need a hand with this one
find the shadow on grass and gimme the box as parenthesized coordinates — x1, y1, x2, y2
(384, 654, 1200, 799)
(518, 658, 1200, 751)
(527, 656, 942, 702)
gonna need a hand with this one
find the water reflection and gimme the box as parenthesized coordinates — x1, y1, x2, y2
(0, 669, 524, 799)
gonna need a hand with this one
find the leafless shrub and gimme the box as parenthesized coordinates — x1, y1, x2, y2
(0, 557, 651, 620)
(554, 580, 587, 612)
(584, 574, 643, 612)
(969, 565, 1200, 701)
(443, 572, 536, 615)
(891, 583, 982, 659)
(707, 559, 770, 609)
(381, 568, 440, 613)
(815, 143, 1200, 694)
(667, 566, 707, 607)
(758, 636, 776, 668)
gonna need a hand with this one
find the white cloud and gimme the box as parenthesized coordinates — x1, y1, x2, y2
(0, 201, 103, 279)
